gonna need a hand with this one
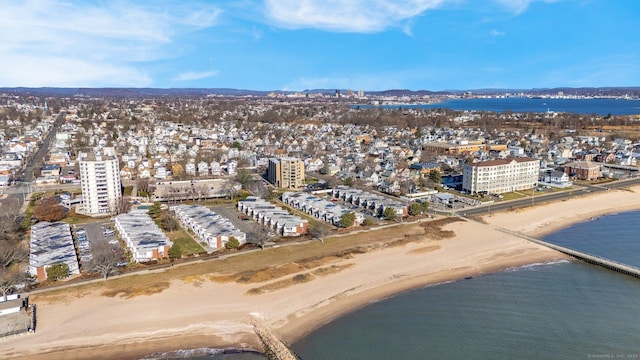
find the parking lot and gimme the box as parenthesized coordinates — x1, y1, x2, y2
(209, 203, 268, 235)
(73, 220, 126, 269)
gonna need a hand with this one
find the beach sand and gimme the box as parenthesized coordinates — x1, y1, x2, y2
(2, 185, 639, 359)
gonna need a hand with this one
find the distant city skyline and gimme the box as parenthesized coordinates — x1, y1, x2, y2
(1, 0, 638, 90)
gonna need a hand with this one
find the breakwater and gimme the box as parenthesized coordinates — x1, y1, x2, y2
(253, 321, 300, 360)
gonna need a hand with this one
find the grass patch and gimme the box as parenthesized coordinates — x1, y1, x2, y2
(63, 207, 99, 225)
(235, 263, 306, 284)
(101, 281, 170, 299)
(167, 229, 205, 256)
(246, 273, 314, 295)
(420, 217, 464, 240)
(311, 263, 355, 276)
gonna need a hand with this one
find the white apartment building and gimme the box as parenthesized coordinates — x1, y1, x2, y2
(463, 157, 539, 195)
(79, 153, 122, 216)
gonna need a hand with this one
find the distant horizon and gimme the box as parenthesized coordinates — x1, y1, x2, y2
(1, 1, 639, 90)
(2, 85, 640, 95)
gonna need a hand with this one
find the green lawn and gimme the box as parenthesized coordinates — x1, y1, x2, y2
(167, 229, 206, 256)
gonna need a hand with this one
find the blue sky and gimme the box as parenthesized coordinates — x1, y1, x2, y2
(0, 0, 638, 90)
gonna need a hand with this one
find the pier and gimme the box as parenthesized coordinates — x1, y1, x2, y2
(498, 228, 640, 278)
(253, 321, 300, 360)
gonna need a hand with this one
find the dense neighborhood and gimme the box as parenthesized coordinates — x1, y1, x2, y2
(0, 91, 639, 307)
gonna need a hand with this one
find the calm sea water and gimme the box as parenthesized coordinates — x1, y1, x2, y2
(360, 97, 640, 115)
(148, 210, 640, 359)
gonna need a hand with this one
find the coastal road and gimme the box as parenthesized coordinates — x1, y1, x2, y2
(462, 177, 640, 217)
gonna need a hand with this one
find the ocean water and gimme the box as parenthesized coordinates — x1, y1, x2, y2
(290, 210, 640, 359)
(151, 210, 640, 359)
(359, 97, 640, 115)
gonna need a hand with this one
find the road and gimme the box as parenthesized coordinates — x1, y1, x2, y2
(0, 112, 66, 215)
(462, 177, 640, 217)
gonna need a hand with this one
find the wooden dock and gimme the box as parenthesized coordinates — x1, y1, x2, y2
(253, 321, 300, 360)
(498, 228, 640, 278)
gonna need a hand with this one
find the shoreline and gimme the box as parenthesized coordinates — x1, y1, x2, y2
(3, 185, 639, 359)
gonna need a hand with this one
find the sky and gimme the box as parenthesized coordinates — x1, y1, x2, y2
(0, 0, 638, 91)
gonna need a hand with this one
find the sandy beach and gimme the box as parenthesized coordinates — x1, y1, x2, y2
(2, 185, 639, 359)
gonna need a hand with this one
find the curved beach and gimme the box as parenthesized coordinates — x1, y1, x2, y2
(2, 185, 639, 360)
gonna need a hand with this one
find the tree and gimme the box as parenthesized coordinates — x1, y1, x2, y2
(148, 202, 162, 220)
(168, 243, 182, 260)
(383, 207, 397, 221)
(32, 197, 66, 222)
(409, 203, 423, 216)
(136, 177, 150, 196)
(421, 201, 429, 214)
(0, 267, 28, 301)
(236, 168, 253, 189)
(85, 243, 121, 280)
(308, 222, 331, 243)
(0, 240, 27, 269)
(250, 180, 269, 198)
(0, 217, 24, 243)
(161, 213, 180, 232)
(115, 196, 132, 215)
(46, 263, 70, 281)
(428, 170, 442, 186)
(339, 212, 356, 228)
(343, 177, 354, 187)
(225, 237, 241, 250)
(246, 227, 271, 250)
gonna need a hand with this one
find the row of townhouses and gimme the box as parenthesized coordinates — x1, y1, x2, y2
(282, 192, 365, 226)
(114, 211, 172, 263)
(172, 204, 246, 249)
(237, 197, 308, 236)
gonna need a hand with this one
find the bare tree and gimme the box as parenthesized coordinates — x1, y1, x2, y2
(85, 242, 121, 280)
(250, 180, 269, 198)
(308, 222, 331, 243)
(247, 227, 272, 250)
(0, 217, 24, 243)
(0, 240, 28, 269)
(115, 196, 132, 214)
(161, 213, 180, 232)
(0, 240, 29, 300)
(0, 267, 28, 301)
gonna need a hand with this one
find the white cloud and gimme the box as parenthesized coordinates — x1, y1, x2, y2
(264, 0, 444, 33)
(0, 0, 221, 87)
(490, 29, 505, 36)
(493, 0, 559, 15)
(173, 70, 220, 82)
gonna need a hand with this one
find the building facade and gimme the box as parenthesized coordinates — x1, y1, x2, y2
(463, 157, 540, 195)
(79, 153, 122, 216)
(267, 157, 305, 189)
(564, 161, 601, 181)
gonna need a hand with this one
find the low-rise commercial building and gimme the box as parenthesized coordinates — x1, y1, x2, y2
(114, 211, 172, 262)
(29, 222, 80, 281)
